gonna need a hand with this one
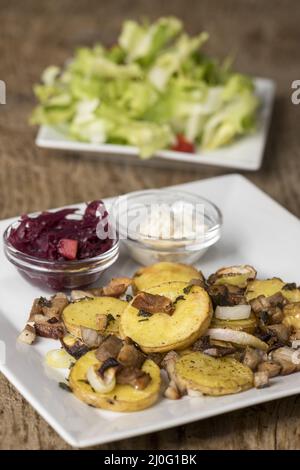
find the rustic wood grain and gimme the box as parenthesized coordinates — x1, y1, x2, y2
(0, 0, 300, 450)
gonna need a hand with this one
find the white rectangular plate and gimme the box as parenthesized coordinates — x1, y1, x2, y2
(0, 174, 299, 448)
(36, 78, 275, 171)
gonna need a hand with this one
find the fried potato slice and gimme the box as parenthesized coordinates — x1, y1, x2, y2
(120, 281, 212, 353)
(283, 288, 300, 303)
(246, 278, 300, 303)
(69, 351, 161, 412)
(175, 351, 253, 396)
(246, 278, 284, 301)
(62, 297, 127, 338)
(209, 265, 256, 288)
(283, 302, 300, 329)
(132, 262, 203, 293)
(210, 315, 257, 334)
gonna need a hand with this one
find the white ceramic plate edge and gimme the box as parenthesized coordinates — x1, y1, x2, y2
(3, 347, 300, 449)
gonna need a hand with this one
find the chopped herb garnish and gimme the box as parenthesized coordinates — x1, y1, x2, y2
(138, 318, 149, 322)
(126, 294, 133, 302)
(59, 382, 72, 392)
(183, 285, 193, 295)
(282, 283, 297, 291)
(78, 379, 89, 384)
(98, 357, 119, 376)
(106, 313, 115, 325)
(137, 309, 152, 318)
(38, 296, 52, 308)
(47, 317, 58, 324)
(259, 311, 269, 325)
(174, 295, 185, 305)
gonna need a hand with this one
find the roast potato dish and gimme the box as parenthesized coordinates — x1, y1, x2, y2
(69, 351, 161, 412)
(19, 261, 300, 413)
(132, 261, 203, 293)
(246, 278, 300, 303)
(62, 297, 127, 338)
(175, 351, 253, 396)
(120, 281, 212, 353)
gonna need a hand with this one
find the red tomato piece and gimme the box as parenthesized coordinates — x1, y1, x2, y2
(58, 239, 78, 260)
(171, 134, 195, 153)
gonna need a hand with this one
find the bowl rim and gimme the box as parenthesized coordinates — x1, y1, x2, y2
(111, 188, 223, 243)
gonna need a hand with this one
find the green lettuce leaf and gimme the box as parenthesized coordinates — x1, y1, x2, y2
(119, 17, 182, 63)
(201, 91, 259, 149)
(148, 32, 209, 91)
(31, 17, 260, 156)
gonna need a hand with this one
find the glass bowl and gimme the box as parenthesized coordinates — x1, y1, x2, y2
(111, 189, 222, 266)
(3, 221, 119, 291)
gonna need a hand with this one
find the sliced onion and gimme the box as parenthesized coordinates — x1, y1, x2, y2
(207, 328, 268, 351)
(272, 347, 300, 365)
(71, 290, 94, 301)
(18, 324, 36, 345)
(292, 340, 300, 350)
(164, 381, 181, 400)
(86, 366, 116, 393)
(45, 349, 75, 369)
(80, 326, 103, 348)
(215, 305, 251, 320)
(187, 388, 203, 398)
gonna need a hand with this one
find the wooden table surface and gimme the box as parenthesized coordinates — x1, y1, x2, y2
(1, 0, 300, 450)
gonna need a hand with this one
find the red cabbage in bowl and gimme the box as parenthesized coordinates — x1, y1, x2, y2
(7, 200, 113, 261)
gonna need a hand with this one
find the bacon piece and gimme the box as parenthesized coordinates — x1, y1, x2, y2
(95, 335, 123, 362)
(19, 293, 68, 344)
(102, 277, 132, 297)
(132, 292, 175, 315)
(117, 341, 145, 368)
(35, 322, 65, 340)
(87, 277, 132, 298)
(116, 367, 150, 390)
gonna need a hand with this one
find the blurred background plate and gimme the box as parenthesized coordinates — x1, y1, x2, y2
(36, 77, 275, 171)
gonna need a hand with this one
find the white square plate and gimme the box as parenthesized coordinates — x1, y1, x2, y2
(36, 78, 275, 171)
(0, 174, 299, 448)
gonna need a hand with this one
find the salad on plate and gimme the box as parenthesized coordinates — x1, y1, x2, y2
(31, 17, 260, 158)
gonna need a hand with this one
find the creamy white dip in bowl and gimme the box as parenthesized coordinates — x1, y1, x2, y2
(111, 189, 222, 265)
